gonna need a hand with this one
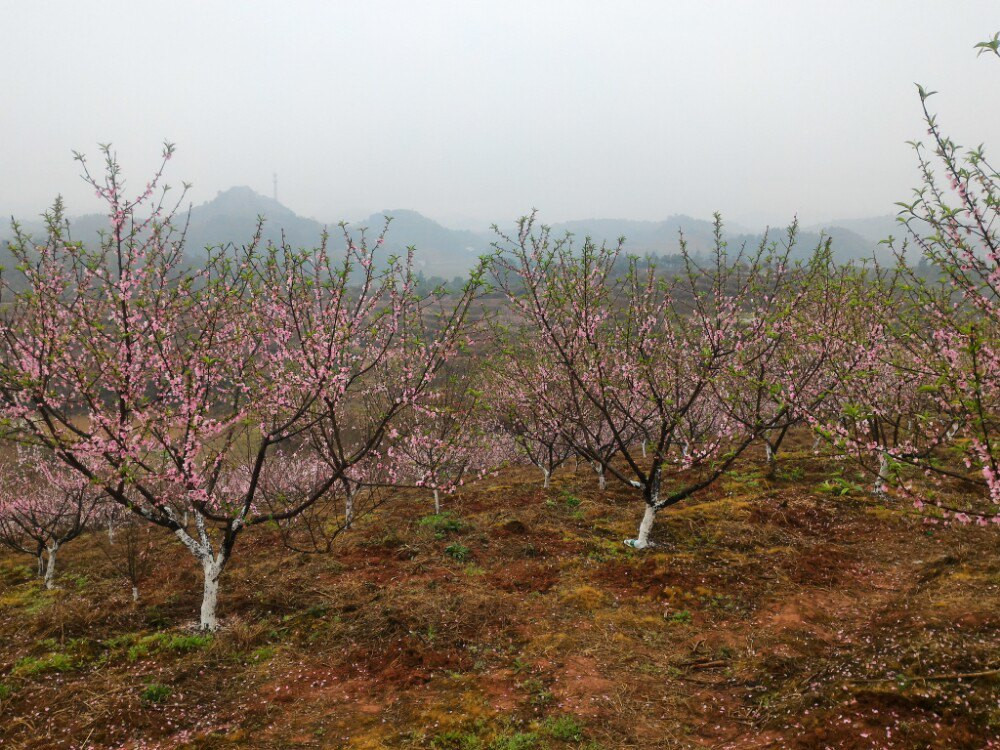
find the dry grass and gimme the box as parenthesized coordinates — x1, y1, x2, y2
(1, 448, 1000, 749)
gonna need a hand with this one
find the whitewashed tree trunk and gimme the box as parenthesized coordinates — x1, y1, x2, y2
(108, 520, 115, 543)
(765, 442, 776, 476)
(641, 440, 647, 458)
(37, 553, 44, 578)
(433, 488, 441, 515)
(542, 467, 550, 488)
(626, 504, 657, 549)
(345, 487, 356, 529)
(43, 543, 59, 590)
(171, 511, 232, 631)
(131, 585, 140, 603)
(200, 554, 226, 631)
(594, 463, 606, 491)
(874, 452, 890, 497)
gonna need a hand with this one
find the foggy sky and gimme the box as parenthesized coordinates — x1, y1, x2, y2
(2, 1, 999, 230)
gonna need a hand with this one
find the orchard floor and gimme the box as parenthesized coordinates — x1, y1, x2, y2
(2, 453, 1000, 749)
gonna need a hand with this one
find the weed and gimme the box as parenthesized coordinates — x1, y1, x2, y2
(817, 477, 863, 497)
(420, 512, 465, 538)
(522, 677, 554, 707)
(543, 715, 584, 741)
(249, 646, 276, 663)
(433, 730, 484, 750)
(446, 543, 472, 562)
(140, 682, 172, 704)
(561, 492, 582, 508)
(668, 609, 693, 624)
(0, 683, 13, 700)
(126, 632, 212, 662)
(489, 733, 540, 750)
(13, 652, 77, 676)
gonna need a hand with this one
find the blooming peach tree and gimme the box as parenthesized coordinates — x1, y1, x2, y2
(0, 145, 484, 628)
(0, 448, 101, 588)
(490, 213, 808, 547)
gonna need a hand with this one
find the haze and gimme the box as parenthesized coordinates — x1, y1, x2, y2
(2, 0, 998, 230)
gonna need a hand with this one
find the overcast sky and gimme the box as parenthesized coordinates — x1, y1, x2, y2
(2, 1, 998, 229)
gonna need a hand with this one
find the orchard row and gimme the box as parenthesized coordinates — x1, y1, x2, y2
(1, 64, 998, 631)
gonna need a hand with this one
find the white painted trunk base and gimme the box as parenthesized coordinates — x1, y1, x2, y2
(43, 544, 58, 590)
(874, 453, 890, 497)
(433, 489, 441, 515)
(625, 505, 657, 549)
(345, 490, 355, 529)
(200, 557, 225, 631)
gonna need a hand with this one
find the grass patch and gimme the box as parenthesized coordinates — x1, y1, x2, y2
(543, 715, 585, 741)
(667, 609, 693, 624)
(445, 543, 472, 562)
(489, 733, 541, 750)
(125, 631, 213, 662)
(140, 682, 172, 704)
(13, 651, 78, 676)
(420, 512, 465, 538)
(432, 730, 485, 750)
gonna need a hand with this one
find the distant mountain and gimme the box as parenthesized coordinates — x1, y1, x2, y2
(2, 191, 906, 277)
(806, 215, 904, 244)
(349, 209, 490, 278)
(546, 216, 886, 264)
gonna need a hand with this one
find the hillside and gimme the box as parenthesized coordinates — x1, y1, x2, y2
(1, 446, 998, 749)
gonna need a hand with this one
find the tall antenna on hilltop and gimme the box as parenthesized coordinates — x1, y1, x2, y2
(272, 172, 278, 203)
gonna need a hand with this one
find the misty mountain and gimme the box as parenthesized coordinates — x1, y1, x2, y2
(3, 189, 902, 278)
(806, 215, 905, 244)
(545, 216, 886, 265)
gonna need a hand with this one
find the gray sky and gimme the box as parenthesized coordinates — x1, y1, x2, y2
(2, 1, 998, 229)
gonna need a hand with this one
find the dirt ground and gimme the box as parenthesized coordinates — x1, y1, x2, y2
(2, 448, 1000, 749)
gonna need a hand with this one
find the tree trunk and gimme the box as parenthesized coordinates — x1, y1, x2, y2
(594, 463, 606, 491)
(874, 452, 890, 497)
(765, 442, 776, 478)
(345, 488, 356, 529)
(641, 440, 647, 458)
(626, 504, 657, 549)
(132, 584, 140, 604)
(433, 488, 441, 515)
(43, 543, 59, 590)
(199, 554, 226, 631)
(542, 468, 550, 489)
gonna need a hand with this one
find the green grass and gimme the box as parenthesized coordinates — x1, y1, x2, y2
(420, 512, 465, 538)
(140, 682, 172, 704)
(432, 730, 485, 750)
(543, 715, 585, 742)
(13, 652, 77, 676)
(489, 733, 541, 750)
(668, 609, 693, 624)
(445, 543, 472, 562)
(125, 631, 213, 662)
